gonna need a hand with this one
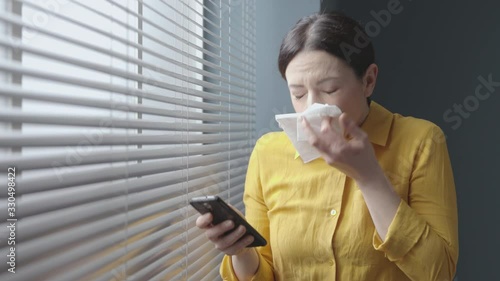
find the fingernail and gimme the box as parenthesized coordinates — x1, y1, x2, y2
(224, 221, 233, 228)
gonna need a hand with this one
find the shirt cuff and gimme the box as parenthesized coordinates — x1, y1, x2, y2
(372, 200, 427, 262)
(220, 251, 274, 281)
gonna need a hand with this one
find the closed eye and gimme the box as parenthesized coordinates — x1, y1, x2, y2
(291, 91, 306, 100)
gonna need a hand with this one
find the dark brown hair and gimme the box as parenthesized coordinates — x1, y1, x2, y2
(278, 12, 375, 80)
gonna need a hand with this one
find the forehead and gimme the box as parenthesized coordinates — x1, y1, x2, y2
(285, 50, 347, 82)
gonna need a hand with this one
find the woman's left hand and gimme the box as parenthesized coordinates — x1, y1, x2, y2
(301, 113, 383, 185)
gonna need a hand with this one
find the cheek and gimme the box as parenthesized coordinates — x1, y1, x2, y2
(329, 90, 363, 115)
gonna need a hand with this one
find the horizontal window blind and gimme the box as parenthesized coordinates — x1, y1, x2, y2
(0, 0, 256, 280)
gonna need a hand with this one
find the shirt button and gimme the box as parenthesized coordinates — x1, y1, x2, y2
(330, 209, 337, 216)
(329, 260, 334, 266)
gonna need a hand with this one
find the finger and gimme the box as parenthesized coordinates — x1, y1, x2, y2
(301, 117, 316, 136)
(215, 225, 248, 251)
(317, 117, 341, 152)
(196, 213, 213, 229)
(338, 113, 353, 139)
(340, 113, 366, 140)
(205, 220, 234, 241)
(223, 235, 255, 256)
(320, 116, 333, 134)
(336, 114, 367, 154)
(303, 116, 339, 154)
(301, 117, 320, 146)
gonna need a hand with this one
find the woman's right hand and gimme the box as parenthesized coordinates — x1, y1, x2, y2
(196, 212, 255, 256)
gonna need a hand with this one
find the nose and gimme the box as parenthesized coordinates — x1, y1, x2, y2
(306, 91, 323, 108)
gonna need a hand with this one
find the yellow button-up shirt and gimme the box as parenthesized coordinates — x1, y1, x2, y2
(220, 101, 459, 281)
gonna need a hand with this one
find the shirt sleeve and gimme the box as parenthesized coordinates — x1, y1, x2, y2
(220, 139, 275, 280)
(372, 125, 459, 281)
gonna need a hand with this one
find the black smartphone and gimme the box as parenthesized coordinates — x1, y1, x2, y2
(189, 195, 267, 247)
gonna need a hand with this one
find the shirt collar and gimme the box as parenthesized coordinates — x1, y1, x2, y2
(294, 101, 393, 159)
(360, 101, 393, 147)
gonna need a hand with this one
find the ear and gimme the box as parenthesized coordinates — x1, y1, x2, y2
(362, 63, 378, 98)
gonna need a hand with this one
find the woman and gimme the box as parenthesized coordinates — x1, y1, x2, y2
(196, 12, 458, 281)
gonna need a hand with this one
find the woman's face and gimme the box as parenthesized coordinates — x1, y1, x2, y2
(285, 50, 378, 125)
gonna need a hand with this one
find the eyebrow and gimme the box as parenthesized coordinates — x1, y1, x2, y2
(288, 77, 339, 88)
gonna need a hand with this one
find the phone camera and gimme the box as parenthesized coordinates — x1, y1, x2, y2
(203, 203, 212, 211)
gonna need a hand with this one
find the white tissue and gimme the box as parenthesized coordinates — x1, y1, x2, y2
(275, 104, 342, 163)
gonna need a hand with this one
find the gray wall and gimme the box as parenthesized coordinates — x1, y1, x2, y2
(322, 0, 500, 280)
(255, 0, 320, 137)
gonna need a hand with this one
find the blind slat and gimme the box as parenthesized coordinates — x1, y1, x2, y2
(15, 150, 248, 193)
(0, 110, 252, 132)
(6, 162, 248, 220)
(0, 131, 249, 147)
(0, 60, 253, 106)
(0, 85, 253, 116)
(0, 142, 251, 170)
